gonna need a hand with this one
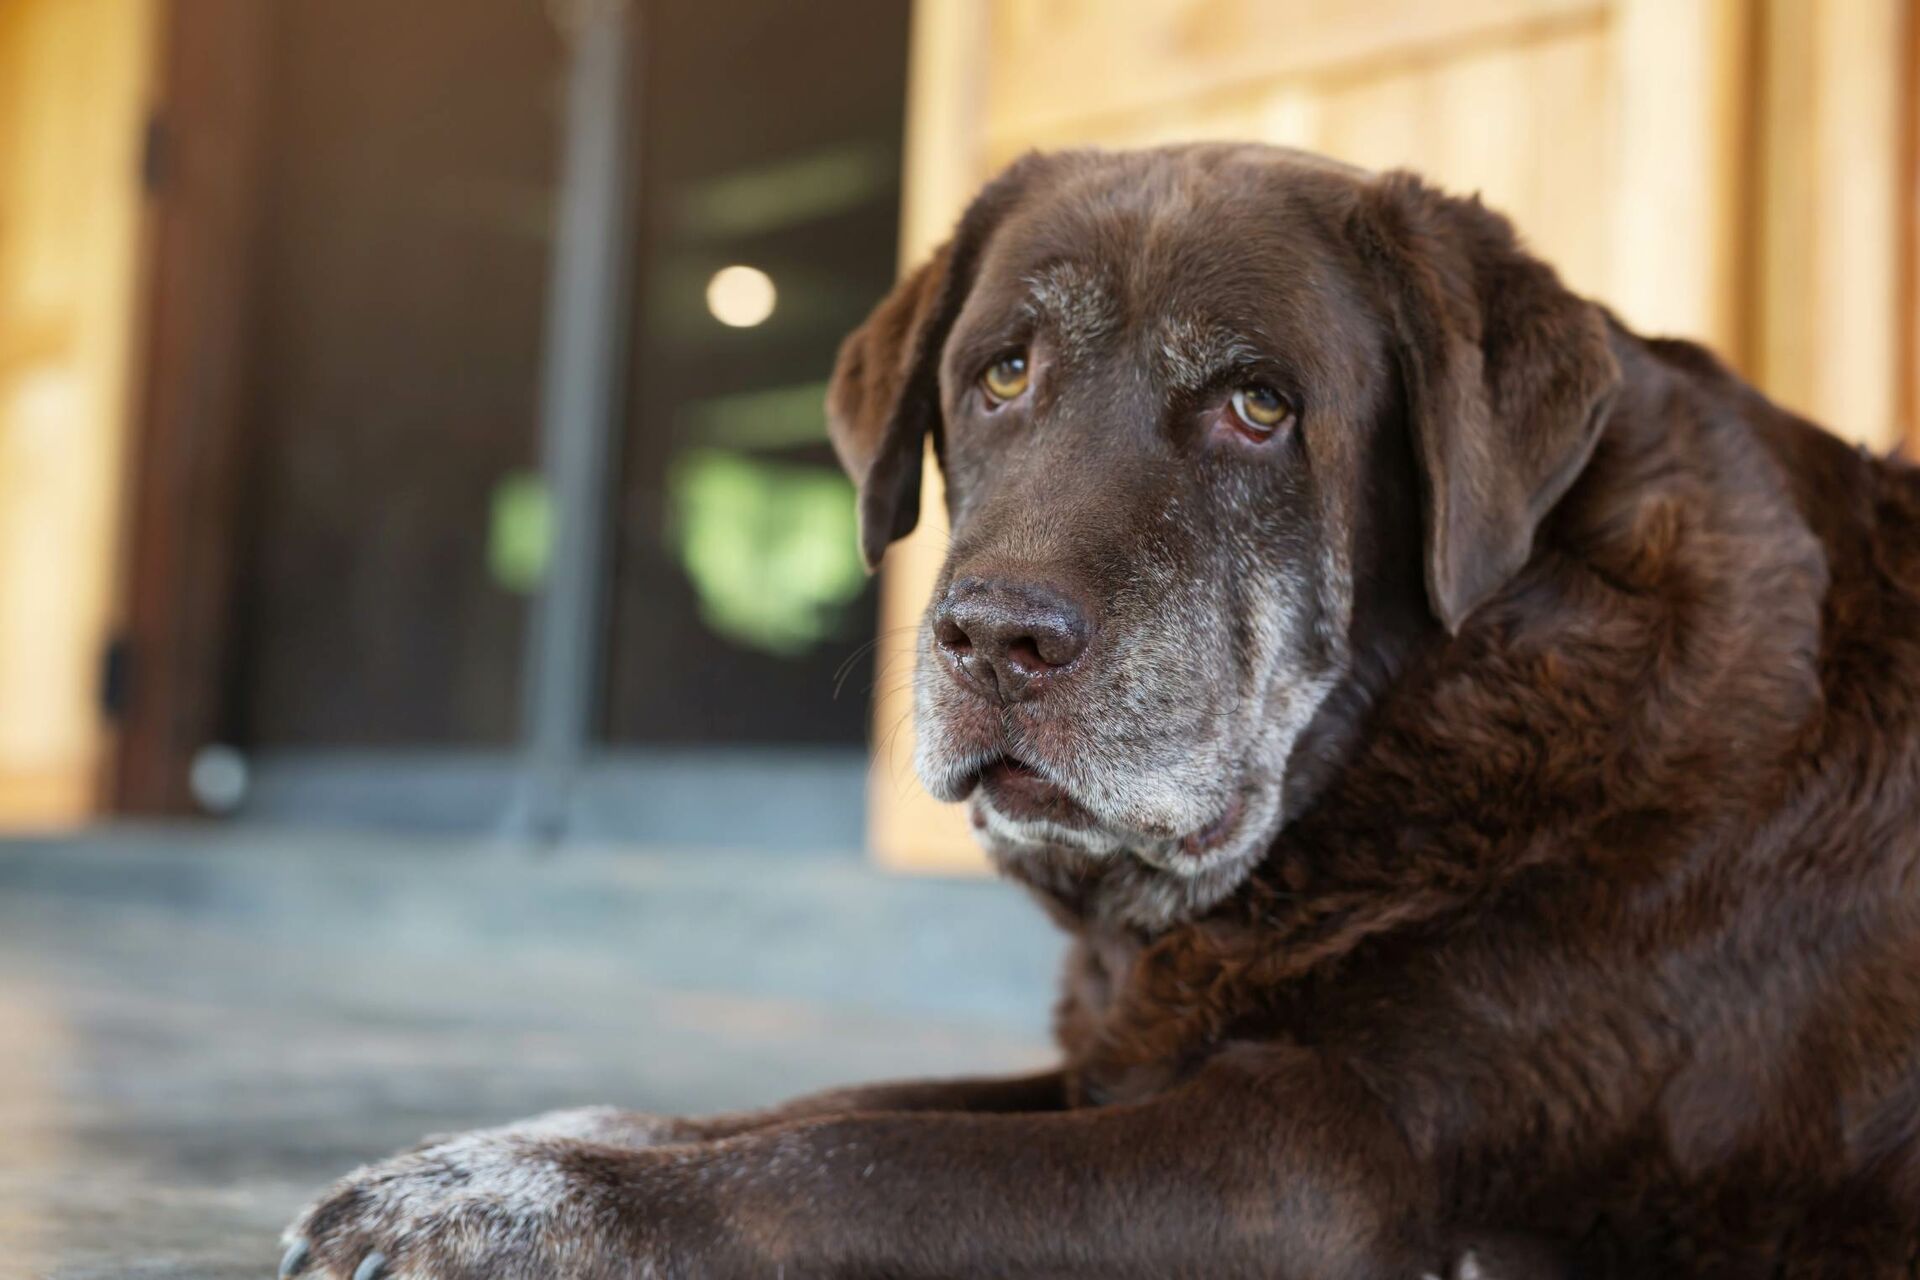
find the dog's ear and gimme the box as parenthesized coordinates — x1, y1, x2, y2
(825, 243, 954, 571)
(1352, 172, 1621, 632)
(826, 156, 1047, 569)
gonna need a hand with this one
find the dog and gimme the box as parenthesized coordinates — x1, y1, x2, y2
(281, 143, 1920, 1278)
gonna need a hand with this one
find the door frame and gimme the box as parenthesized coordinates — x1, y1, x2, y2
(111, 0, 275, 814)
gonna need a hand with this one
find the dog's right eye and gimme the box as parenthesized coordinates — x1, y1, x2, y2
(981, 352, 1030, 403)
(1229, 385, 1296, 435)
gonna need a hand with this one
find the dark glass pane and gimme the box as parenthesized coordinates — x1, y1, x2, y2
(232, 0, 563, 746)
(602, 0, 908, 746)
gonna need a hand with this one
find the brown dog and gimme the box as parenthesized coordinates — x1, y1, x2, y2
(281, 144, 1920, 1278)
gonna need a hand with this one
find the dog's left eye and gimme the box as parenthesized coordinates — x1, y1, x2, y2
(981, 352, 1031, 403)
(1229, 385, 1297, 435)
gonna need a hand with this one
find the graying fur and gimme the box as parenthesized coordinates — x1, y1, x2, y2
(914, 302, 1355, 929)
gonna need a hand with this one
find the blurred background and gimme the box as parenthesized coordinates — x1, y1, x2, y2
(2, 0, 1917, 859)
(0, 0, 1916, 1275)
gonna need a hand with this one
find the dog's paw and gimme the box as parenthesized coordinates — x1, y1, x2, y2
(397, 1105, 698, 1156)
(279, 1113, 664, 1279)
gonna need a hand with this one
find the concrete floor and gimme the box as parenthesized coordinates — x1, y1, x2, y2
(0, 827, 1059, 1279)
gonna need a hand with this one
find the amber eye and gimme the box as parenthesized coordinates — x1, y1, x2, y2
(1229, 384, 1296, 435)
(981, 351, 1031, 402)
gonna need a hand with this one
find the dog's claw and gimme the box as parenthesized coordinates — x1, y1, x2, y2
(279, 1240, 310, 1278)
(351, 1252, 388, 1280)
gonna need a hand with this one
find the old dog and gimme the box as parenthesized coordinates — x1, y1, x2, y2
(282, 144, 1920, 1278)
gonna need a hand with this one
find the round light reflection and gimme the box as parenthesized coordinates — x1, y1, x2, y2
(706, 264, 777, 328)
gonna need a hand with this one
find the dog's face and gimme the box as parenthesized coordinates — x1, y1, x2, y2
(829, 146, 1620, 926)
(913, 152, 1389, 908)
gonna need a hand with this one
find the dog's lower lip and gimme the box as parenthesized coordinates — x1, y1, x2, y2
(1180, 793, 1247, 857)
(975, 758, 1094, 827)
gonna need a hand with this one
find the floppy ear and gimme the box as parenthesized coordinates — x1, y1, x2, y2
(1352, 172, 1621, 632)
(824, 243, 955, 571)
(825, 155, 1049, 569)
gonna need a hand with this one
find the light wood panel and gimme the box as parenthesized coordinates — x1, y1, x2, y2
(869, 0, 1908, 870)
(983, 0, 1604, 148)
(1756, 0, 1907, 450)
(0, 0, 154, 829)
(1606, 0, 1754, 359)
(1908, 0, 1920, 456)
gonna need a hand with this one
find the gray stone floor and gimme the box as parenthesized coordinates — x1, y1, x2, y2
(0, 826, 1059, 1279)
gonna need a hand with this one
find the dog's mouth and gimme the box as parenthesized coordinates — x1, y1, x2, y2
(963, 756, 1096, 829)
(957, 752, 1249, 859)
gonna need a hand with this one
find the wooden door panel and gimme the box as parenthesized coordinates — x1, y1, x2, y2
(0, 0, 154, 826)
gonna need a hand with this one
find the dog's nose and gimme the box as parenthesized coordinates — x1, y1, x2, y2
(933, 578, 1090, 703)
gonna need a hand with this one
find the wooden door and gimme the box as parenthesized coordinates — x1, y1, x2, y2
(0, 0, 154, 827)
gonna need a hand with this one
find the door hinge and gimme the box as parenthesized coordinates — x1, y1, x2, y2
(100, 634, 132, 720)
(140, 112, 168, 194)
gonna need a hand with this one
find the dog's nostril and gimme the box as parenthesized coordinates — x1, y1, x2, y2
(1005, 631, 1087, 674)
(934, 616, 972, 654)
(1004, 637, 1045, 674)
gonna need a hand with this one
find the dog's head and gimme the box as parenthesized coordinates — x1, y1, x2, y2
(828, 145, 1619, 926)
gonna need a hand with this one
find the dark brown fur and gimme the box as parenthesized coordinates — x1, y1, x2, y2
(284, 146, 1920, 1279)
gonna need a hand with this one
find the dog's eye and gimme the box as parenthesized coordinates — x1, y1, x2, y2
(1229, 385, 1296, 435)
(981, 352, 1030, 403)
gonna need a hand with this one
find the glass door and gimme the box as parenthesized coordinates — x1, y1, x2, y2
(601, 0, 908, 748)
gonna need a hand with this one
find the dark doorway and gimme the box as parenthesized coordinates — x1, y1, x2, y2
(230, 0, 565, 747)
(221, 0, 905, 755)
(121, 0, 907, 833)
(602, 0, 907, 747)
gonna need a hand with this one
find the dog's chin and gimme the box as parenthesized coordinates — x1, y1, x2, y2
(928, 749, 1284, 920)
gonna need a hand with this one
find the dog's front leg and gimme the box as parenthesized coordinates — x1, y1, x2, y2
(375, 1068, 1070, 1165)
(693, 1050, 1429, 1279)
(673, 1065, 1069, 1140)
(281, 1050, 1426, 1279)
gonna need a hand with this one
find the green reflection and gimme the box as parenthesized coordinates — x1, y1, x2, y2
(488, 471, 552, 594)
(668, 449, 865, 655)
(677, 143, 893, 239)
(679, 380, 832, 451)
